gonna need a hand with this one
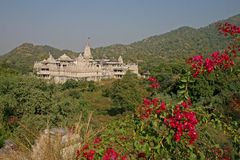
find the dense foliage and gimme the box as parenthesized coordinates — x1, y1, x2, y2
(0, 71, 98, 146)
(103, 72, 147, 111)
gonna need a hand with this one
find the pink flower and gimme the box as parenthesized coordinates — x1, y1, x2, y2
(148, 76, 157, 83)
(181, 101, 188, 108)
(188, 130, 198, 144)
(82, 144, 89, 150)
(103, 148, 119, 160)
(94, 137, 102, 144)
(211, 51, 219, 59)
(150, 82, 160, 89)
(192, 70, 200, 78)
(143, 98, 152, 106)
(204, 58, 214, 73)
(76, 149, 81, 158)
(187, 98, 192, 106)
(174, 132, 182, 142)
(219, 22, 240, 36)
(147, 76, 160, 89)
(152, 98, 159, 107)
(156, 109, 161, 115)
(160, 101, 166, 111)
(121, 155, 128, 160)
(192, 55, 203, 62)
(165, 101, 198, 145)
(83, 150, 95, 160)
(174, 105, 181, 114)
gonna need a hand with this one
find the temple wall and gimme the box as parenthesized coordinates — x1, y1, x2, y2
(34, 54, 139, 83)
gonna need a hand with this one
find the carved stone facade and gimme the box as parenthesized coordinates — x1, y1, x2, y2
(33, 43, 139, 83)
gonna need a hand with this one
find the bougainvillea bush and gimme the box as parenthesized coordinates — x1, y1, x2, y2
(75, 22, 240, 160)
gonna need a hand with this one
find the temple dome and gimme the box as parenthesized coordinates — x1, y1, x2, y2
(46, 53, 57, 63)
(76, 53, 84, 62)
(42, 59, 48, 64)
(58, 54, 73, 62)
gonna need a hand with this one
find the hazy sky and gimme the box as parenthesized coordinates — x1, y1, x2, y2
(0, 0, 240, 54)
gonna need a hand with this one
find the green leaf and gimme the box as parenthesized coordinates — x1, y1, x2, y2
(184, 93, 189, 99)
(178, 90, 185, 94)
(179, 85, 185, 89)
(180, 79, 187, 83)
(189, 79, 195, 83)
(98, 148, 104, 155)
(199, 152, 205, 160)
(189, 152, 197, 160)
(166, 134, 172, 145)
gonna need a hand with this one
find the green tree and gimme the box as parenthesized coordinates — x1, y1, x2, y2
(105, 72, 147, 111)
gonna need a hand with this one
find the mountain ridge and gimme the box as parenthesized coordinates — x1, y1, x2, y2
(0, 13, 240, 73)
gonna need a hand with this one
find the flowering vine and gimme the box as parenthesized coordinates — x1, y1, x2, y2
(164, 99, 198, 144)
(187, 51, 235, 78)
(138, 77, 198, 144)
(218, 22, 240, 36)
(148, 76, 160, 89)
(76, 137, 128, 160)
(187, 22, 240, 78)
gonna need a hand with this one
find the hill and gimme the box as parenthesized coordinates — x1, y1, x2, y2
(0, 14, 240, 73)
(0, 43, 78, 73)
(93, 14, 240, 71)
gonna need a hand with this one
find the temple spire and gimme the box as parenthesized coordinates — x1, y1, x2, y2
(87, 37, 90, 46)
(118, 55, 123, 64)
(83, 38, 93, 59)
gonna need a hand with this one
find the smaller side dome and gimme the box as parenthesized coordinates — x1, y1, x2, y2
(76, 53, 84, 62)
(46, 52, 57, 63)
(58, 54, 73, 62)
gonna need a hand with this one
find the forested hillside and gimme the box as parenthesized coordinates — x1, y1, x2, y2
(0, 43, 78, 73)
(93, 14, 240, 65)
